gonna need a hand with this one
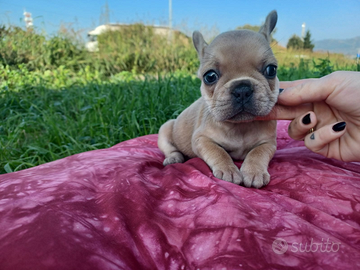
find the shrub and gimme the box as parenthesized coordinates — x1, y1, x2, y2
(95, 24, 198, 75)
(0, 25, 88, 72)
(287, 34, 303, 50)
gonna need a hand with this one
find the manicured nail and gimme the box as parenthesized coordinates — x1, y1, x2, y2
(302, 113, 311, 125)
(332, 122, 346, 132)
(279, 88, 284, 93)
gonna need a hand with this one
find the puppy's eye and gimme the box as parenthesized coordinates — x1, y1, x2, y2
(203, 70, 219, 85)
(264, 65, 277, 79)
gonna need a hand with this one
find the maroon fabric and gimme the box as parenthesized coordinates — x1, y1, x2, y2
(0, 121, 360, 270)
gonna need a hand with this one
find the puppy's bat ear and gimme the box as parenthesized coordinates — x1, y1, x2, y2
(259, 10, 277, 43)
(192, 31, 208, 59)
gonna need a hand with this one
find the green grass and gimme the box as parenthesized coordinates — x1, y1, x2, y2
(0, 68, 201, 174)
(2, 61, 358, 174)
(1, 24, 359, 174)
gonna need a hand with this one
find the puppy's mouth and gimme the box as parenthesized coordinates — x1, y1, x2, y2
(226, 110, 257, 123)
(220, 104, 274, 123)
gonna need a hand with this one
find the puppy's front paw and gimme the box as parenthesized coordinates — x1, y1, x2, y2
(163, 152, 185, 166)
(240, 164, 270, 188)
(212, 164, 242, 185)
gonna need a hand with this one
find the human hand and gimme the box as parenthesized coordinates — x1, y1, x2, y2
(266, 71, 360, 162)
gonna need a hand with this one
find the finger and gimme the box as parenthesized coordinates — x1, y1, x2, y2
(288, 111, 317, 140)
(304, 121, 347, 158)
(279, 78, 317, 89)
(278, 77, 334, 106)
(256, 103, 313, 121)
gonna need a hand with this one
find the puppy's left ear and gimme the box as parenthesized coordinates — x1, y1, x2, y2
(259, 10, 277, 43)
(192, 31, 208, 59)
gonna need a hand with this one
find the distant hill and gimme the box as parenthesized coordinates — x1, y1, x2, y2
(314, 36, 360, 56)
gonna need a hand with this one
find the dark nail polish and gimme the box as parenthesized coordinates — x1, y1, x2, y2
(279, 88, 284, 93)
(332, 122, 346, 132)
(302, 113, 311, 125)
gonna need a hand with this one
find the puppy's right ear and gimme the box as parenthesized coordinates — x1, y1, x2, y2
(192, 31, 208, 59)
(259, 10, 278, 43)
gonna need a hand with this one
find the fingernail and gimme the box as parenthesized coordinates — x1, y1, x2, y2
(302, 113, 311, 125)
(279, 88, 284, 94)
(332, 122, 346, 132)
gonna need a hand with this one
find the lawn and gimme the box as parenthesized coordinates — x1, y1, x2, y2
(1, 25, 359, 174)
(0, 68, 201, 174)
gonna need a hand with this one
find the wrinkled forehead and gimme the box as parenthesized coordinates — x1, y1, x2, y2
(200, 30, 276, 73)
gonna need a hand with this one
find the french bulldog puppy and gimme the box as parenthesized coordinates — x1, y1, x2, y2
(158, 10, 279, 188)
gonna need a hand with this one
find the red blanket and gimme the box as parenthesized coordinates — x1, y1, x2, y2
(0, 121, 359, 270)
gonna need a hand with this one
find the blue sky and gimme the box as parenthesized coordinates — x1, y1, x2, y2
(1, 0, 359, 47)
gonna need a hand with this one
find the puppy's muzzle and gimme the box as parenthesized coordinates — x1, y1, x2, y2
(231, 81, 253, 104)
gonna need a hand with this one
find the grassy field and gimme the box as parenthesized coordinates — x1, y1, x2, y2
(0, 68, 200, 174)
(1, 25, 359, 174)
(272, 44, 357, 71)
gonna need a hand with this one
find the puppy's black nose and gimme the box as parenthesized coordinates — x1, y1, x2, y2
(232, 82, 253, 103)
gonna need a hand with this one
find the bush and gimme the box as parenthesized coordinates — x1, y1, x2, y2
(0, 24, 200, 76)
(287, 34, 303, 50)
(0, 25, 88, 72)
(0, 26, 44, 67)
(95, 24, 198, 75)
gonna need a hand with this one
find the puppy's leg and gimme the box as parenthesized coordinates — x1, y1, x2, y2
(193, 136, 242, 184)
(158, 120, 185, 166)
(240, 142, 276, 188)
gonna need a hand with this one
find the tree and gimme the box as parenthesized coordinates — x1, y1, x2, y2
(287, 31, 315, 51)
(236, 24, 261, 32)
(236, 24, 277, 43)
(303, 30, 315, 51)
(287, 34, 303, 50)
